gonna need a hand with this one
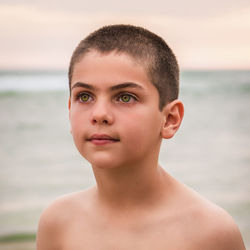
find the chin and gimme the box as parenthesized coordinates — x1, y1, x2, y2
(85, 154, 121, 170)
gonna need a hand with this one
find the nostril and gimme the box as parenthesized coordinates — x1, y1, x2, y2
(92, 118, 109, 124)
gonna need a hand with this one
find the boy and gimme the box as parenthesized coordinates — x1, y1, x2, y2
(36, 24, 245, 249)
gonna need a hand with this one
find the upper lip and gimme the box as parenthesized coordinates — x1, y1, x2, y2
(88, 134, 120, 141)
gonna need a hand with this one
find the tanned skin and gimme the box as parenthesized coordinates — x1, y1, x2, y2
(36, 51, 246, 250)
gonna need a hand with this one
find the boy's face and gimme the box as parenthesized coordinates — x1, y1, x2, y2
(69, 51, 165, 169)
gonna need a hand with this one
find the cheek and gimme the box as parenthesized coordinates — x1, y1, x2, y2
(70, 116, 80, 135)
(120, 110, 162, 146)
(70, 112, 85, 142)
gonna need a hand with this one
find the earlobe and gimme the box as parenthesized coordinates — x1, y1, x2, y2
(161, 100, 184, 139)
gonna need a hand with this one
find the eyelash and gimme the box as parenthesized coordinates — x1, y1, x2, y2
(75, 92, 138, 104)
(75, 92, 93, 103)
(116, 92, 138, 103)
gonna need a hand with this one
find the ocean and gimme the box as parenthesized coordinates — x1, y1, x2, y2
(0, 70, 250, 247)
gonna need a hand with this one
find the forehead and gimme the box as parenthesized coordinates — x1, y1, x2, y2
(71, 51, 153, 90)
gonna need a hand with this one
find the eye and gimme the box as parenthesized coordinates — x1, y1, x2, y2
(77, 92, 92, 103)
(117, 93, 137, 103)
(120, 94, 131, 102)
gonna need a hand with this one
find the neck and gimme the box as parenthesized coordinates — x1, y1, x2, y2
(91, 158, 171, 211)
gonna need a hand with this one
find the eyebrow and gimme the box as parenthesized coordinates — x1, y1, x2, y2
(71, 82, 144, 91)
(71, 82, 95, 91)
(110, 82, 144, 91)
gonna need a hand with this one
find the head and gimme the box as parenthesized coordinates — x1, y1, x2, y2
(68, 24, 179, 110)
(68, 25, 184, 169)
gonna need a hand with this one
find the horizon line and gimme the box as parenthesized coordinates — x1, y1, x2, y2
(0, 68, 250, 73)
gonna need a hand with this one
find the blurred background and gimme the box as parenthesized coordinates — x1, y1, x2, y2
(0, 0, 249, 249)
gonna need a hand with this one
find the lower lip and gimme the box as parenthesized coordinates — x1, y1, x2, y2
(90, 139, 118, 145)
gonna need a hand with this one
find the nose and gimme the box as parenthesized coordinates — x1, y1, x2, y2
(91, 99, 114, 125)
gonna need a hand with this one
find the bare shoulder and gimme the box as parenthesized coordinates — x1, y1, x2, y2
(197, 202, 245, 250)
(36, 188, 93, 250)
(166, 176, 246, 250)
(178, 184, 246, 250)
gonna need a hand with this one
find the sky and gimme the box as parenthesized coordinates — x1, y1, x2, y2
(0, 0, 250, 70)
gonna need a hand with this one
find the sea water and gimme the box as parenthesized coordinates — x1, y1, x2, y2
(0, 70, 249, 247)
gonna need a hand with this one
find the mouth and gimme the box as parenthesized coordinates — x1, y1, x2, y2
(87, 134, 120, 145)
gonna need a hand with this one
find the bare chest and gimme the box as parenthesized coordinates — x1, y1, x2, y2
(60, 217, 199, 250)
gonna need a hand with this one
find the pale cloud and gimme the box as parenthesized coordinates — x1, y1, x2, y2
(0, 2, 249, 69)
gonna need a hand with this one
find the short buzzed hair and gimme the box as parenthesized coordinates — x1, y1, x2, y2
(68, 24, 179, 110)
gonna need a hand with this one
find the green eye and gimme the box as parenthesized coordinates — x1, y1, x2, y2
(120, 94, 131, 103)
(80, 93, 90, 102)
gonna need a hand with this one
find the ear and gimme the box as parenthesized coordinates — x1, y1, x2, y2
(68, 97, 71, 110)
(161, 100, 184, 139)
(68, 98, 72, 133)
